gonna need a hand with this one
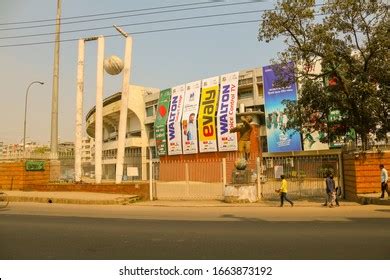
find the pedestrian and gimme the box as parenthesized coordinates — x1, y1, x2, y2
(379, 164, 389, 199)
(323, 172, 339, 207)
(324, 172, 337, 208)
(278, 175, 294, 207)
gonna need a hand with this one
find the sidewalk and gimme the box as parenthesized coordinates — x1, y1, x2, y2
(3, 190, 139, 205)
(356, 193, 390, 206)
(3, 190, 388, 207)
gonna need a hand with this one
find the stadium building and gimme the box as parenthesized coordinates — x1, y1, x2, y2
(85, 68, 266, 183)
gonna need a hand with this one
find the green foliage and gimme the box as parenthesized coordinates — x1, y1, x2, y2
(33, 146, 50, 154)
(258, 0, 390, 150)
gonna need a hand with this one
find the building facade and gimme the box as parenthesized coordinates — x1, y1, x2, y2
(85, 85, 160, 180)
(85, 68, 266, 182)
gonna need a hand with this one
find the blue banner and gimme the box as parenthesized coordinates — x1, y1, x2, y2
(263, 63, 302, 152)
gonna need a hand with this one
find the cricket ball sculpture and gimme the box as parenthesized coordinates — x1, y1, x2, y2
(103, 55, 124, 75)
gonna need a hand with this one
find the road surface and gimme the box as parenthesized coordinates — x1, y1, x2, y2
(1, 202, 389, 259)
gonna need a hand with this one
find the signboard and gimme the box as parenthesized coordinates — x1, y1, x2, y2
(198, 76, 220, 153)
(217, 72, 239, 152)
(154, 88, 171, 156)
(126, 167, 139, 177)
(167, 84, 185, 155)
(181, 80, 201, 154)
(274, 165, 284, 179)
(263, 63, 302, 152)
(25, 160, 45, 171)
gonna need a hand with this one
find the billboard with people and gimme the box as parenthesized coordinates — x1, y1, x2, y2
(181, 81, 202, 154)
(263, 63, 302, 152)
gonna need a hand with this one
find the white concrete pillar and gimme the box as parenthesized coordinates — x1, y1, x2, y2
(95, 36, 104, 184)
(149, 148, 153, 201)
(222, 158, 227, 196)
(141, 146, 147, 180)
(256, 157, 261, 199)
(222, 158, 227, 186)
(115, 36, 133, 184)
(75, 39, 85, 182)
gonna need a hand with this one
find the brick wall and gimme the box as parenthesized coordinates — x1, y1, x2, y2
(0, 160, 50, 190)
(0, 161, 149, 200)
(23, 182, 150, 200)
(343, 151, 390, 199)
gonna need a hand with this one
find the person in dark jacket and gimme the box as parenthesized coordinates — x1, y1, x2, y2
(323, 173, 338, 208)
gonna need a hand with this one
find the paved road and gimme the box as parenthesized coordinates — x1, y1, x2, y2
(1, 203, 389, 259)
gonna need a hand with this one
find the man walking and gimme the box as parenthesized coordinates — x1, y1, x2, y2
(379, 164, 389, 199)
(278, 175, 294, 207)
(325, 172, 337, 207)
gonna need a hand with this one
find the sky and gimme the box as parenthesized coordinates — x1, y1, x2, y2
(0, 0, 284, 145)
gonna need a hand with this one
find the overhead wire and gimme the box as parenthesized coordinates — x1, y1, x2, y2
(0, 1, 220, 26)
(0, 10, 268, 40)
(0, 19, 261, 48)
(0, 1, 264, 31)
(0, 3, 327, 48)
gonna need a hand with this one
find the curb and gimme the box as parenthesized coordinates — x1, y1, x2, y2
(357, 196, 390, 206)
(8, 195, 140, 205)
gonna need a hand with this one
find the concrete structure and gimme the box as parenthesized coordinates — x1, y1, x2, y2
(81, 137, 94, 164)
(84, 67, 265, 184)
(74, 31, 133, 185)
(85, 86, 160, 181)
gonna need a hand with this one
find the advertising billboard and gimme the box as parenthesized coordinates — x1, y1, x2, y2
(263, 63, 302, 152)
(167, 84, 185, 155)
(198, 76, 220, 153)
(217, 72, 239, 152)
(154, 88, 171, 156)
(181, 81, 201, 154)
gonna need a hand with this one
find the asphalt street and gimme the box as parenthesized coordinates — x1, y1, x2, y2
(1, 203, 389, 259)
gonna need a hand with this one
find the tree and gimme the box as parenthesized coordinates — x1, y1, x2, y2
(258, 0, 389, 150)
(33, 146, 50, 154)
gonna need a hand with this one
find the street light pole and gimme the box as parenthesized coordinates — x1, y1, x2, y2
(23, 81, 44, 153)
(50, 0, 62, 159)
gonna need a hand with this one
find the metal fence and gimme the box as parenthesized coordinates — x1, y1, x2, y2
(260, 153, 341, 200)
(155, 159, 225, 200)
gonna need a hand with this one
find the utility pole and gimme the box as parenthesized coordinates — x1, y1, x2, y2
(50, 0, 61, 159)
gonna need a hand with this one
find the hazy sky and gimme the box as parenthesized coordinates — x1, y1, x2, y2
(0, 0, 284, 144)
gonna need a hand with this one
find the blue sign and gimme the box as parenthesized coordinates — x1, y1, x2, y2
(263, 63, 302, 152)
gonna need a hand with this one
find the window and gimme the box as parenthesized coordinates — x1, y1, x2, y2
(238, 78, 253, 86)
(146, 106, 154, 117)
(149, 125, 155, 139)
(238, 90, 253, 100)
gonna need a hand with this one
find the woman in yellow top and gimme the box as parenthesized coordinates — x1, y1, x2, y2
(279, 175, 294, 207)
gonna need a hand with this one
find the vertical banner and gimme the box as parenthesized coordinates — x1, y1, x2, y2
(263, 63, 302, 152)
(217, 72, 239, 152)
(181, 81, 201, 154)
(198, 76, 220, 153)
(154, 89, 171, 156)
(167, 84, 185, 155)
